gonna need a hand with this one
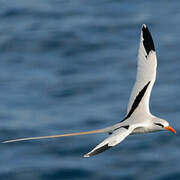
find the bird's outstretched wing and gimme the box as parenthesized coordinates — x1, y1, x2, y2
(84, 126, 134, 157)
(124, 24, 157, 120)
(3, 24, 157, 158)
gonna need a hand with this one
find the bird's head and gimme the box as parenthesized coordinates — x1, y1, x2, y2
(153, 118, 176, 134)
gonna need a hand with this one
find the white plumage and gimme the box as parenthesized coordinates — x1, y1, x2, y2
(3, 24, 176, 158)
(127, 24, 157, 116)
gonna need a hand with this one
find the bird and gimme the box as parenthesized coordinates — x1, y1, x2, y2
(3, 24, 176, 157)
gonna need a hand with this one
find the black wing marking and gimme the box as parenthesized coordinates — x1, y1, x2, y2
(142, 25, 155, 56)
(121, 81, 151, 122)
(122, 125, 129, 129)
(86, 144, 111, 157)
(112, 125, 130, 132)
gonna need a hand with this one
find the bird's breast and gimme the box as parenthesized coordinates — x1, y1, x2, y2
(131, 126, 156, 134)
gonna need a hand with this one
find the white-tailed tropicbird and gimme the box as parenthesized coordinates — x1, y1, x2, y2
(3, 24, 176, 157)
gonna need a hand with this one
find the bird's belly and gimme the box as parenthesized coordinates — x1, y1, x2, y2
(131, 127, 155, 134)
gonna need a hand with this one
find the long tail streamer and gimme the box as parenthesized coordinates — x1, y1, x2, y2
(3, 129, 105, 143)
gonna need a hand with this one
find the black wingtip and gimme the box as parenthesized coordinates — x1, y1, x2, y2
(84, 144, 111, 157)
(141, 24, 155, 55)
(142, 24, 146, 29)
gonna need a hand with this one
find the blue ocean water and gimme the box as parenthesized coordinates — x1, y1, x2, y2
(0, 1, 180, 180)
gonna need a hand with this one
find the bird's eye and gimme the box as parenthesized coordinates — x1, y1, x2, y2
(154, 123, 164, 128)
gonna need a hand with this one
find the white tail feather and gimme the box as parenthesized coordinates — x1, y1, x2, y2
(3, 129, 105, 143)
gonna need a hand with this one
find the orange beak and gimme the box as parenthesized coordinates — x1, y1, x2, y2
(164, 126, 176, 134)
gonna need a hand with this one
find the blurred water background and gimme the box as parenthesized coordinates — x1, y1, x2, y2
(0, 1, 180, 180)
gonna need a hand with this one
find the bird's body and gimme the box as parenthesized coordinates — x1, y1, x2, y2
(3, 24, 176, 157)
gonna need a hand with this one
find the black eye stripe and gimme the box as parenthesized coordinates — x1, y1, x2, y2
(154, 123, 164, 128)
